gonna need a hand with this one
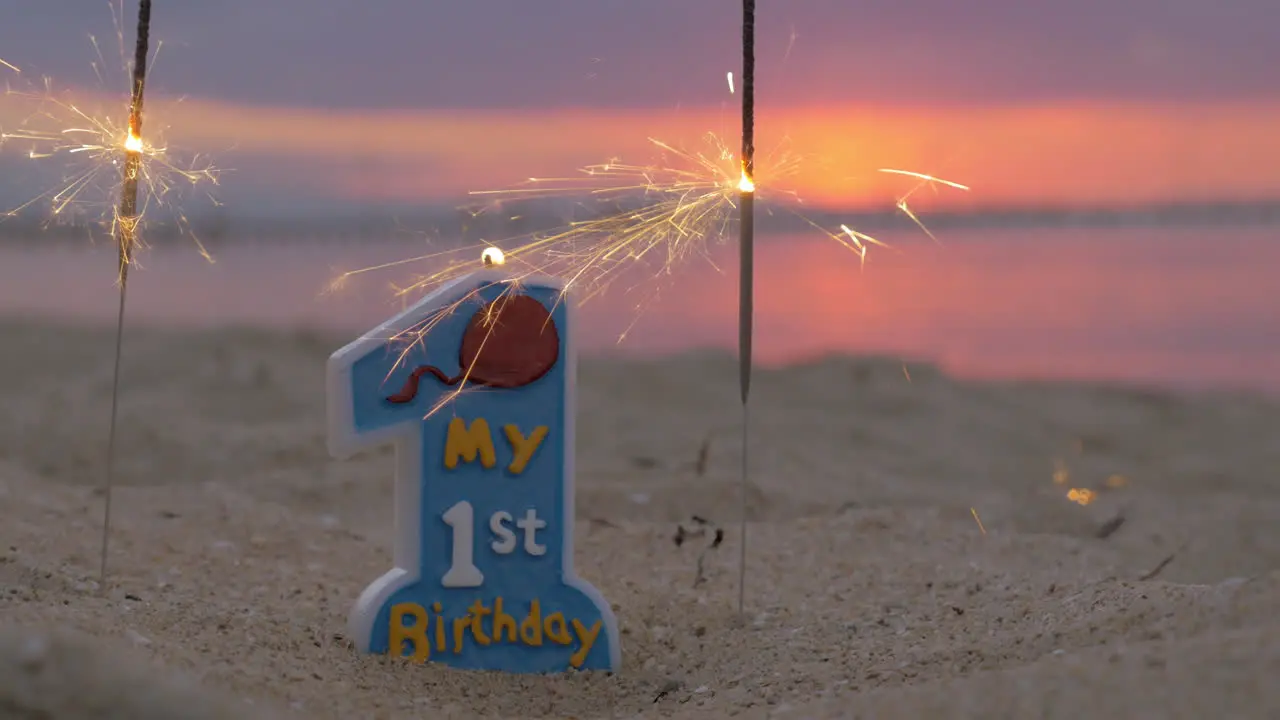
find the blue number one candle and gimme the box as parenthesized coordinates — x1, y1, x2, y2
(326, 255, 620, 673)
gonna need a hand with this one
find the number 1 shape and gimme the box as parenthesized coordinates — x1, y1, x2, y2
(441, 500, 484, 587)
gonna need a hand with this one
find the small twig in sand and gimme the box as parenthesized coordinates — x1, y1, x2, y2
(1138, 554, 1176, 581)
(653, 678, 682, 703)
(694, 434, 712, 477)
(1138, 540, 1188, 581)
(1096, 511, 1126, 540)
(674, 516, 724, 587)
(674, 516, 721, 546)
(587, 517, 619, 531)
(694, 531, 725, 588)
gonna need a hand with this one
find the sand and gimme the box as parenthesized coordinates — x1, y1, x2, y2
(1, 317, 1279, 719)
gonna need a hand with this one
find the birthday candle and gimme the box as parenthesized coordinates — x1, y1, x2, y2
(326, 250, 619, 674)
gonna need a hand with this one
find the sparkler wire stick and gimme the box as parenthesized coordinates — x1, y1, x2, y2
(100, 0, 152, 588)
(737, 0, 756, 615)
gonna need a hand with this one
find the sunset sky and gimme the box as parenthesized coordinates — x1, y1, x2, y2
(3, 0, 1280, 214)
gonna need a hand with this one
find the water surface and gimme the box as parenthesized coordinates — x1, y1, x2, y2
(1, 226, 1276, 392)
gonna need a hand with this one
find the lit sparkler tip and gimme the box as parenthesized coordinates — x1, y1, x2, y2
(123, 132, 143, 153)
(737, 171, 755, 194)
(481, 246, 506, 267)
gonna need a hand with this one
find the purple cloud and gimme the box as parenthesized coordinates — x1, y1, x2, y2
(4, 0, 1277, 109)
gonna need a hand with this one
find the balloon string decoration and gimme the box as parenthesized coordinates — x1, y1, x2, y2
(385, 294, 562, 402)
(737, 0, 756, 616)
(100, 0, 152, 589)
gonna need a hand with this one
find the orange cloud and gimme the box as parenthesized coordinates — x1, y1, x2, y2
(6, 86, 1280, 210)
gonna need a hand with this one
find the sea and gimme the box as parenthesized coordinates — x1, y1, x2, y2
(1, 221, 1277, 394)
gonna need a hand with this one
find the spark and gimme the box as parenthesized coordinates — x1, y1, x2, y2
(1, 57, 19, 74)
(878, 168, 971, 192)
(970, 507, 987, 535)
(335, 132, 780, 308)
(1053, 458, 1070, 485)
(1053, 456, 1126, 506)
(727, 72, 735, 95)
(1067, 488, 1097, 506)
(878, 168, 972, 245)
(0, 20, 220, 276)
(838, 223, 890, 269)
(329, 132, 966, 420)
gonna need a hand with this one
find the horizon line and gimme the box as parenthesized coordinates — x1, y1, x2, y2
(3, 196, 1280, 242)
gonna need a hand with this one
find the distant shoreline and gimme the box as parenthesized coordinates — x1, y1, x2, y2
(4, 198, 1280, 245)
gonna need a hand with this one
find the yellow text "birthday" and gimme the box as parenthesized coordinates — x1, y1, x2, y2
(388, 598, 602, 668)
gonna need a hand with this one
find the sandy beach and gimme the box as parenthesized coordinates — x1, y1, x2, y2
(2, 317, 1279, 718)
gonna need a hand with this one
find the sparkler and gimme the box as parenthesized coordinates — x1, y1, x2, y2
(736, 0, 756, 615)
(4, 3, 220, 590)
(100, 0, 152, 589)
(1, 7, 218, 249)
